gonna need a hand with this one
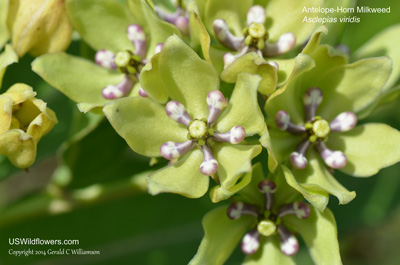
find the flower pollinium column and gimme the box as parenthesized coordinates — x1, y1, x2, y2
(94, 24, 163, 99)
(227, 179, 310, 256)
(213, 5, 296, 67)
(275, 87, 357, 170)
(161, 90, 246, 175)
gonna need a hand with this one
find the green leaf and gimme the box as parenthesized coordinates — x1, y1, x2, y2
(0, 44, 18, 89)
(66, 0, 134, 52)
(243, 236, 295, 265)
(266, 0, 322, 44)
(141, 0, 181, 56)
(211, 143, 262, 202)
(158, 35, 219, 119)
(103, 96, 187, 157)
(285, 207, 343, 265)
(32, 52, 123, 105)
(216, 73, 266, 135)
(317, 57, 392, 121)
(0, 0, 9, 50)
(189, 206, 254, 265)
(204, 0, 252, 37)
(352, 24, 400, 90)
(221, 53, 278, 95)
(147, 149, 209, 198)
(210, 170, 252, 204)
(328, 123, 400, 177)
(140, 53, 169, 103)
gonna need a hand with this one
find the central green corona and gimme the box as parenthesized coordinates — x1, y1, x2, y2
(305, 116, 331, 142)
(244, 23, 268, 50)
(187, 119, 214, 145)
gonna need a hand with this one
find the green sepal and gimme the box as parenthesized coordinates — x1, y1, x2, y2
(0, 0, 9, 50)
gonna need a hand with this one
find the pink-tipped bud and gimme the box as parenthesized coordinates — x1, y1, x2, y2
(213, 126, 246, 144)
(160, 140, 194, 160)
(290, 152, 308, 169)
(247, 5, 266, 25)
(330, 112, 357, 132)
(127, 24, 147, 59)
(200, 145, 218, 176)
(95, 50, 116, 69)
(316, 142, 347, 169)
(165, 100, 192, 126)
(263, 32, 296, 57)
(206, 90, 228, 125)
(278, 225, 299, 256)
(241, 228, 261, 255)
(138, 87, 148, 97)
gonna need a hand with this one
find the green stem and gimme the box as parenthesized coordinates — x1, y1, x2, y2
(0, 171, 149, 228)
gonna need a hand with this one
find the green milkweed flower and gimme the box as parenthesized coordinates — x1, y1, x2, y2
(103, 35, 265, 201)
(262, 44, 400, 211)
(0, 83, 57, 168)
(2, 0, 73, 57)
(190, 163, 342, 265)
(32, 0, 180, 113)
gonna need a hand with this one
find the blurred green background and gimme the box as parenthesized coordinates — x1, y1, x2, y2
(1, 0, 400, 264)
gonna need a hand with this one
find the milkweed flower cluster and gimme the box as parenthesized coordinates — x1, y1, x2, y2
(2, 0, 400, 264)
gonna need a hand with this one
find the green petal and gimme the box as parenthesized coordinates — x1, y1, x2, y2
(103, 97, 187, 157)
(189, 206, 254, 265)
(243, 236, 295, 265)
(0, 44, 18, 89)
(283, 150, 356, 212)
(0, 95, 12, 134)
(211, 143, 262, 202)
(204, 0, 252, 37)
(158, 35, 219, 119)
(216, 73, 266, 135)
(147, 149, 209, 198)
(317, 57, 392, 121)
(209, 46, 226, 74)
(265, 53, 315, 124)
(284, 207, 342, 265)
(221, 53, 278, 95)
(319, 0, 355, 45)
(236, 162, 265, 206)
(32, 52, 123, 105)
(210, 170, 252, 203)
(266, 0, 322, 44)
(140, 53, 169, 103)
(356, 85, 400, 120)
(66, 0, 134, 51)
(141, 0, 181, 56)
(187, 0, 211, 63)
(328, 123, 400, 177)
(0, 129, 36, 168)
(0, 0, 9, 49)
(300, 44, 348, 92)
(301, 25, 328, 55)
(274, 58, 295, 86)
(126, 0, 148, 28)
(352, 24, 400, 90)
